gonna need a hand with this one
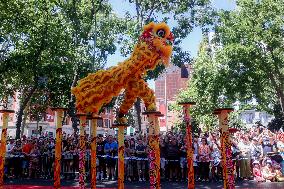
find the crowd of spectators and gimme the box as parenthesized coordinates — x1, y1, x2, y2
(4, 124, 284, 183)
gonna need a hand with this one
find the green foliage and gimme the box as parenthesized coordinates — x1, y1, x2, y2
(213, 0, 284, 113)
(177, 0, 284, 130)
(0, 0, 128, 137)
(120, 0, 214, 80)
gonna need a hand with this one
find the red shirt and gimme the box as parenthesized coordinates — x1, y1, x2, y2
(22, 143, 33, 154)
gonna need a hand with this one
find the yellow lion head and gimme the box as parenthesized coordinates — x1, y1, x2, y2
(140, 22, 174, 67)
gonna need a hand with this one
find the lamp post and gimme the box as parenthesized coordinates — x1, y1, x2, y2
(0, 109, 14, 188)
(164, 70, 168, 131)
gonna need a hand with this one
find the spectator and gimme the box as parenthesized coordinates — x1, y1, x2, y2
(159, 136, 166, 179)
(12, 139, 23, 178)
(210, 134, 221, 181)
(28, 143, 40, 179)
(250, 137, 263, 161)
(238, 135, 252, 180)
(276, 133, 284, 175)
(259, 128, 276, 155)
(22, 138, 34, 177)
(126, 138, 136, 181)
(252, 160, 265, 182)
(198, 137, 211, 181)
(104, 135, 118, 180)
(96, 134, 106, 180)
(193, 135, 199, 180)
(232, 138, 240, 179)
(262, 159, 276, 182)
(1, 126, 284, 183)
(166, 137, 180, 181)
(136, 138, 147, 182)
(179, 136, 187, 181)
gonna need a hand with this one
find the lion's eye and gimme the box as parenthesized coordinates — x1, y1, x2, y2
(156, 29, 166, 38)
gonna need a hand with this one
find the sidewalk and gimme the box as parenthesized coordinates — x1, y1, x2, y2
(4, 179, 284, 189)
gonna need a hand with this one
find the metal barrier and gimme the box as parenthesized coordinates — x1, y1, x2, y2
(3, 151, 256, 180)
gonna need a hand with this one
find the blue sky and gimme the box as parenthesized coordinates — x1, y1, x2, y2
(107, 0, 236, 88)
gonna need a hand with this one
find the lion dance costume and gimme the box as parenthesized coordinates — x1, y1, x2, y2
(71, 22, 173, 117)
(72, 22, 174, 189)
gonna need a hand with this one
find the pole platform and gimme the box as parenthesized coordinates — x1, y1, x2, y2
(0, 110, 14, 113)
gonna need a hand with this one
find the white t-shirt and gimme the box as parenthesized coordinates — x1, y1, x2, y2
(6, 143, 14, 153)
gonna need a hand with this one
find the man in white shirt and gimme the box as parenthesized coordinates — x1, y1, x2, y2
(6, 139, 15, 153)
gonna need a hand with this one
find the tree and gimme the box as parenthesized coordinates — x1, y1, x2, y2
(56, 0, 127, 134)
(0, 0, 127, 138)
(175, 36, 220, 125)
(176, 0, 284, 129)
(175, 36, 241, 130)
(213, 0, 284, 114)
(0, 0, 74, 138)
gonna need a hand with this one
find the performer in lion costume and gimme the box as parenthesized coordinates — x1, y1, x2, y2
(72, 22, 174, 121)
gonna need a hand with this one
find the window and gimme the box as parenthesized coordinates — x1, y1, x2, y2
(97, 119, 103, 127)
(104, 119, 109, 128)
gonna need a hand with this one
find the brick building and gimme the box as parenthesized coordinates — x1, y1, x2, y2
(0, 93, 115, 138)
(155, 64, 192, 131)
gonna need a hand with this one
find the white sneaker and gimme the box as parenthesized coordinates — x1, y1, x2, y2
(139, 178, 142, 182)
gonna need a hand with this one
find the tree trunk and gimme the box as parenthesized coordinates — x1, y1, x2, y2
(69, 71, 79, 135)
(276, 88, 284, 115)
(268, 72, 284, 115)
(134, 98, 142, 131)
(15, 86, 37, 139)
(20, 104, 29, 137)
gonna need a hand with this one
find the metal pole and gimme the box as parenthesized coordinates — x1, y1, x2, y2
(164, 72, 168, 131)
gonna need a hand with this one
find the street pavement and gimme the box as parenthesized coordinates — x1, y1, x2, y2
(4, 179, 284, 189)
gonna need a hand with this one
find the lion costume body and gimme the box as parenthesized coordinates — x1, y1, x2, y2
(71, 22, 174, 119)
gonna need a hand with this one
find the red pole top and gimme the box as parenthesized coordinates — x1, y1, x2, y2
(50, 107, 68, 111)
(111, 123, 128, 129)
(178, 102, 196, 106)
(142, 111, 162, 116)
(87, 115, 103, 120)
(0, 110, 14, 113)
(76, 113, 88, 117)
(214, 108, 234, 114)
